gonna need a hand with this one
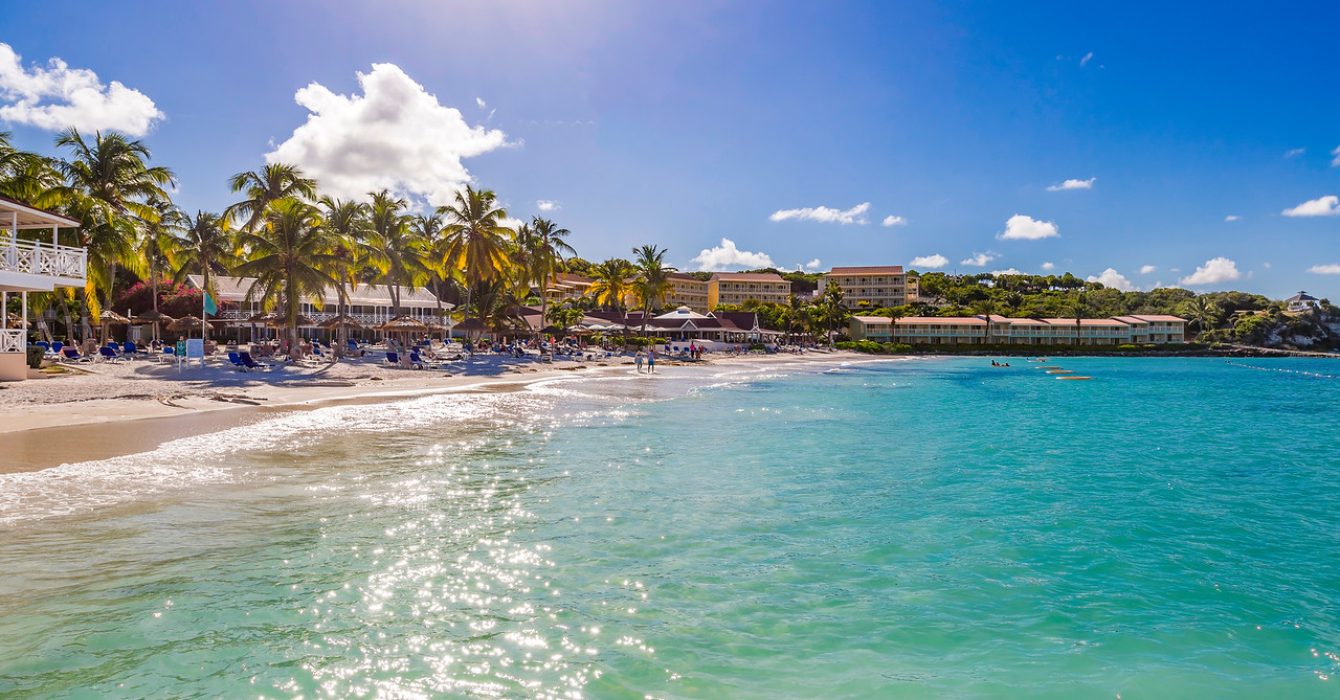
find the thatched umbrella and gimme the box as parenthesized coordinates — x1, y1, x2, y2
(247, 311, 279, 324)
(132, 309, 174, 342)
(168, 315, 212, 337)
(380, 315, 428, 345)
(267, 314, 316, 329)
(320, 314, 364, 330)
(96, 310, 131, 343)
(6, 312, 28, 328)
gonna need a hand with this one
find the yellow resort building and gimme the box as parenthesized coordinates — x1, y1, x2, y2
(0, 197, 87, 381)
(850, 314, 1187, 345)
(707, 272, 791, 309)
(665, 273, 710, 312)
(820, 266, 919, 307)
(544, 273, 595, 306)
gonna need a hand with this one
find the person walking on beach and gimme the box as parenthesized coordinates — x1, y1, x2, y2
(647, 348, 656, 374)
(635, 349, 645, 373)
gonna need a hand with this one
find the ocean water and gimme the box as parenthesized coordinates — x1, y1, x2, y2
(1, 357, 1339, 698)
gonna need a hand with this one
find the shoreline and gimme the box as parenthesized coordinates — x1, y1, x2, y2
(0, 352, 867, 474)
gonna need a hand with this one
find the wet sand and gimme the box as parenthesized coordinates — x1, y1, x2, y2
(0, 352, 859, 473)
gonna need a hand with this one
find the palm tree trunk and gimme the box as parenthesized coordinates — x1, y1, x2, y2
(151, 269, 160, 341)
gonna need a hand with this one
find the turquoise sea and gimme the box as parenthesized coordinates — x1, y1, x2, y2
(2, 357, 1339, 698)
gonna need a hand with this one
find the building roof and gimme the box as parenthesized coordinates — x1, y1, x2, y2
(554, 273, 594, 285)
(710, 272, 786, 283)
(0, 195, 81, 229)
(852, 315, 893, 324)
(896, 316, 987, 325)
(1079, 318, 1131, 327)
(187, 275, 447, 309)
(654, 306, 711, 320)
(1128, 315, 1186, 322)
(826, 265, 904, 275)
(1111, 316, 1150, 325)
(1286, 291, 1319, 302)
(668, 272, 707, 283)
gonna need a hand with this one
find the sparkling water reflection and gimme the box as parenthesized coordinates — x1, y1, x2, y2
(1, 358, 1338, 698)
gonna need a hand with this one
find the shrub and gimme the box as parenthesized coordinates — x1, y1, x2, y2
(26, 344, 44, 368)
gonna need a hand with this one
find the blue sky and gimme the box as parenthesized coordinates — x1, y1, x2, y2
(2, 1, 1338, 298)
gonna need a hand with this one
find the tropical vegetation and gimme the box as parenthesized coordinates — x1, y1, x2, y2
(2, 129, 1334, 355)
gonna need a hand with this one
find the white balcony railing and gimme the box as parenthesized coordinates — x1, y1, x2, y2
(0, 328, 23, 354)
(0, 239, 87, 281)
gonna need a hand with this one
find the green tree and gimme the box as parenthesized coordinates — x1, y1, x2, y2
(365, 190, 431, 317)
(140, 195, 185, 338)
(51, 128, 176, 319)
(234, 198, 340, 353)
(438, 185, 514, 321)
(632, 244, 675, 336)
(173, 211, 237, 339)
(224, 163, 317, 233)
(516, 217, 575, 339)
(1181, 296, 1222, 337)
(590, 258, 636, 312)
(319, 196, 373, 352)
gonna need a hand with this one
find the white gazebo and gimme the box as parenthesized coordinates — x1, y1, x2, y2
(1285, 291, 1322, 313)
(0, 197, 85, 381)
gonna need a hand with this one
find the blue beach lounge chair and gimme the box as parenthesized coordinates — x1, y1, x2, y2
(239, 351, 269, 370)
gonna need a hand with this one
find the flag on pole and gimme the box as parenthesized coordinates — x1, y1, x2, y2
(203, 291, 218, 317)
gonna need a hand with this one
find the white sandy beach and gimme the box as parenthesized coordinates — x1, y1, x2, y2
(0, 350, 862, 473)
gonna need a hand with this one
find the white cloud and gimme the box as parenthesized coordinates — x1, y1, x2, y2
(881, 214, 906, 227)
(1333, 146, 1340, 167)
(909, 254, 948, 269)
(690, 238, 775, 271)
(536, 199, 559, 212)
(802, 258, 822, 271)
(1046, 177, 1095, 192)
(990, 268, 1023, 276)
(769, 202, 870, 225)
(475, 97, 486, 109)
(1281, 195, 1340, 217)
(1308, 264, 1340, 275)
(1041, 261, 1055, 271)
(1139, 264, 1157, 274)
(1263, 262, 1272, 269)
(266, 63, 513, 205)
(1087, 268, 1137, 291)
(0, 42, 163, 135)
(1080, 51, 1094, 66)
(960, 251, 997, 267)
(1179, 257, 1241, 286)
(1285, 148, 1305, 158)
(998, 214, 1059, 240)
(1224, 215, 1240, 222)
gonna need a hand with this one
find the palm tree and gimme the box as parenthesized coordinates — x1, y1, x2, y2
(820, 279, 847, 347)
(319, 196, 372, 353)
(233, 198, 340, 354)
(632, 244, 675, 337)
(409, 211, 451, 323)
(140, 196, 186, 340)
(173, 211, 236, 340)
(51, 129, 175, 321)
(517, 217, 575, 340)
(437, 185, 514, 322)
(590, 258, 636, 313)
(1183, 296, 1220, 338)
(52, 129, 175, 220)
(224, 163, 317, 233)
(365, 190, 431, 317)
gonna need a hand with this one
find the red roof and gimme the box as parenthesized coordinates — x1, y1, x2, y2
(710, 272, 786, 282)
(827, 266, 904, 275)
